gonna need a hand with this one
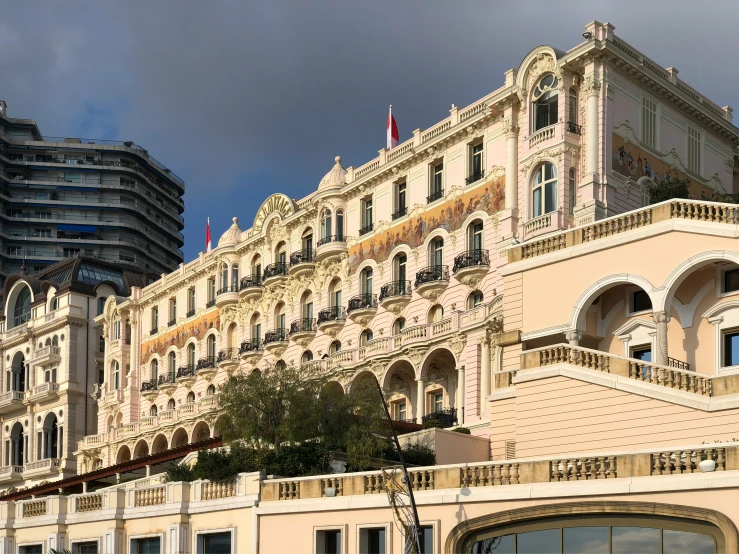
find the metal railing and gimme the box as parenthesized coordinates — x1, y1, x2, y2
(668, 357, 691, 372)
(150, 327, 158, 335)
(264, 262, 288, 279)
(206, 299, 216, 308)
(452, 249, 490, 273)
(421, 408, 458, 428)
(240, 274, 263, 290)
(217, 286, 238, 295)
(264, 328, 288, 345)
(289, 249, 314, 266)
(566, 121, 582, 135)
(427, 189, 444, 203)
(186, 309, 195, 318)
(197, 356, 217, 370)
(379, 280, 411, 302)
(317, 234, 345, 247)
(317, 306, 346, 325)
(414, 265, 450, 287)
(217, 348, 238, 362)
(289, 318, 316, 335)
(358, 223, 374, 236)
(391, 207, 407, 220)
(157, 372, 176, 386)
(140, 379, 158, 392)
(240, 338, 262, 354)
(465, 169, 485, 185)
(176, 365, 196, 379)
(168, 319, 176, 327)
(347, 293, 377, 313)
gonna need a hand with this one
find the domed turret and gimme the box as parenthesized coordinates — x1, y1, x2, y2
(318, 156, 347, 190)
(218, 217, 242, 248)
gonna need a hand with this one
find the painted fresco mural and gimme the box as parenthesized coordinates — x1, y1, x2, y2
(141, 309, 221, 361)
(612, 133, 712, 197)
(347, 175, 504, 271)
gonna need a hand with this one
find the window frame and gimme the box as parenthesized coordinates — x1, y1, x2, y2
(641, 94, 659, 149)
(430, 161, 444, 197)
(314, 525, 347, 554)
(356, 523, 392, 554)
(531, 162, 558, 218)
(195, 527, 235, 554)
(532, 74, 560, 132)
(70, 538, 100, 554)
(687, 123, 703, 175)
(628, 288, 653, 316)
(129, 533, 164, 554)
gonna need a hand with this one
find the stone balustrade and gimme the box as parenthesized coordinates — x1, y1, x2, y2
(202, 479, 237, 500)
(76, 493, 103, 512)
(134, 486, 166, 506)
(21, 499, 47, 517)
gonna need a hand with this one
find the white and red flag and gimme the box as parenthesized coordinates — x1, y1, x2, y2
(387, 105, 399, 149)
(206, 217, 212, 253)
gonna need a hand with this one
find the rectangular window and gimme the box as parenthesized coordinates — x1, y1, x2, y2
(359, 528, 386, 554)
(151, 307, 159, 331)
(35, 211, 52, 219)
(198, 531, 232, 553)
(208, 278, 216, 303)
(360, 197, 373, 235)
(429, 162, 444, 201)
(419, 526, 434, 554)
(188, 288, 196, 314)
(641, 96, 657, 148)
(19, 546, 43, 554)
(724, 330, 739, 367)
(688, 125, 702, 174)
(131, 537, 161, 554)
(63, 248, 80, 257)
(632, 345, 652, 363)
(725, 269, 739, 293)
(397, 401, 406, 421)
(470, 143, 483, 182)
(72, 541, 99, 554)
(394, 181, 407, 219)
(631, 290, 652, 313)
(64, 172, 82, 183)
(8, 246, 22, 256)
(316, 529, 342, 554)
(33, 228, 51, 238)
(433, 392, 443, 412)
(169, 298, 177, 322)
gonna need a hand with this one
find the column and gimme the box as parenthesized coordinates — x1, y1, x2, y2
(584, 75, 601, 176)
(456, 367, 465, 424)
(416, 379, 426, 422)
(504, 119, 518, 210)
(654, 311, 670, 366)
(566, 330, 583, 346)
(480, 339, 491, 415)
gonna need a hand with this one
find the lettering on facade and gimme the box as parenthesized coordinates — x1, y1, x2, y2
(253, 194, 295, 233)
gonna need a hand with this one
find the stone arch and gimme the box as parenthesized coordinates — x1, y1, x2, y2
(171, 427, 189, 449)
(381, 358, 415, 390)
(421, 226, 450, 252)
(4, 280, 34, 327)
(386, 243, 413, 265)
(116, 445, 131, 464)
(350, 370, 377, 393)
(321, 380, 344, 398)
(192, 420, 211, 443)
(568, 273, 659, 332)
(151, 433, 168, 455)
(213, 415, 225, 438)
(133, 439, 150, 459)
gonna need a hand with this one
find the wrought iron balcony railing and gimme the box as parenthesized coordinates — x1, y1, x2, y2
(391, 207, 407, 220)
(414, 265, 450, 287)
(379, 280, 411, 302)
(176, 365, 196, 379)
(206, 299, 216, 308)
(217, 348, 238, 362)
(157, 372, 176, 386)
(240, 274, 263, 290)
(317, 306, 346, 325)
(290, 249, 314, 266)
(264, 328, 288, 345)
(240, 338, 262, 353)
(197, 356, 217, 370)
(566, 121, 582, 135)
(347, 293, 378, 313)
(427, 189, 444, 203)
(452, 249, 490, 273)
(150, 327, 158, 335)
(421, 408, 458, 428)
(140, 379, 158, 392)
(668, 357, 691, 371)
(290, 318, 316, 335)
(168, 319, 176, 327)
(186, 309, 195, 318)
(317, 234, 345, 247)
(465, 169, 485, 185)
(264, 262, 289, 279)
(359, 223, 374, 236)
(217, 286, 238, 295)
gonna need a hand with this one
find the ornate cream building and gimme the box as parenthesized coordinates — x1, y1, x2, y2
(0, 19, 739, 554)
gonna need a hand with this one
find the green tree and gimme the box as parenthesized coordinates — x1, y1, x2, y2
(645, 177, 691, 204)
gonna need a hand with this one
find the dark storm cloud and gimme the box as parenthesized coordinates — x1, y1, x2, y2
(1, 0, 736, 259)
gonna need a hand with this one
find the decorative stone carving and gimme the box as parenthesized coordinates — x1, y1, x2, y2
(448, 333, 468, 361)
(390, 376, 409, 393)
(403, 347, 425, 367)
(502, 118, 518, 138)
(581, 74, 602, 97)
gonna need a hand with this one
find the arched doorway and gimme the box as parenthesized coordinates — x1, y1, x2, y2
(41, 413, 59, 459)
(9, 422, 25, 466)
(116, 445, 131, 464)
(151, 434, 168, 455)
(133, 439, 150, 459)
(171, 427, 189, 449)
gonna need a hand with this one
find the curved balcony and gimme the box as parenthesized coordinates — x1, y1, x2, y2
(347, 293, 378, 326)
(263, 263, 289, 286)
(240, 338, 263, 362)
(452, 249, 490, 288)
(379, 280, 412, 315)
(217, 348, 240, 371)
(157, 372, 177, 394)
(317, 306, 346, 337)
(197, 356, 218, 379)
(215, 285, 239, 308)
(239, 274, 263, 300)
(176, 365, 197, 387)
(263, 328, 289, 357)
(421, 407, 458, 428)
(414, 265, 450, 302)
(315, 234, 346, 262)
(289, 249, 315, 277)
(289, 318, 316, 347)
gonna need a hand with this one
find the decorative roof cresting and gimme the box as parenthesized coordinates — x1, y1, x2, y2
(318, 156, 347, 190)
(218, 217, 242, 248)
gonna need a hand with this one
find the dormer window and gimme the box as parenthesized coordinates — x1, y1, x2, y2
(533, 75, 559, 131)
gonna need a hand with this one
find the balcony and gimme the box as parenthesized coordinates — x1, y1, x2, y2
(30, 346, 61, 367)
(522, 210, 565, 240)
(347, 294, 378, 326)
(289, 318, 316, 347)
(392, 207, 407, 221)
(422, 408, 458, 428)
(427, 189, 444, 204)
(358, 223, 374, 236)
(217, 348, 240, 371)
(140, 379, 158, 401)
(528, 123, 557, 148)
(239, 274, 263, 300)
(240, 338, 263, 362)
(27, 382, 60, 403)
(176, 365, 197, 386)
(197, 356, 218, 379)
(0, 465, 24, 483)
(215, 285, 239, 308)
(414, 265, 450, 301)
(157, 372, 177, 394)
(316, 306, 346, 337)
(315, 234, 347, 262)
(453, 249, 490, 288)
(0, 390, 24, 414)
(24, 458, 61, 478)
(289, 249, 315, 277)
(465, 169, 485, 185)
(263, 263, 289, 286)
(379, 280, 412, 315)
(566, 121, 582, 135)
(263, 328, 289, 356)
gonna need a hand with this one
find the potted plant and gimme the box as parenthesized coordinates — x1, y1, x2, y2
(698, 449, 716, 472)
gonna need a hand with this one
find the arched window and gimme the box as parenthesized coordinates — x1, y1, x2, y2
(9, 353, 25, 392)
(187, 391, 195, 404)
(275, 360, 287, 371)
(302, 228, 313, 256)
(168, 351, 176, 374)
(302, 351, 314, 364)
(207, 384, 216, 396)
(275, 303, 286, 332)
(167, 398, 176, 410)
(468, 220, 483, 251)
(151, 359, 158, 382)
(251, 254, 262, 281)
(393, 254, 407, 285)
(467, 290, 484, 310)
(220, 262, 229, 291)
(231, 264, 239, 290)
(329, 278, 342, 308)
(10, 422, 25, 466)
(49, 296, 58, 312)
(13, 286, 31, 327)
(207, 335, 216, 359)
(149, 405, 158, 417)
(430, 238, 444, 268)
(97, 297, 106, 316)
(533, 74, 559, 131)
(112, 360, 120, 390)
(393, 318, 406, 336)
(112, 314, 121, 340)
(329, 340, 342, 354)
(428, 304, 444, 323)
(361, 268, 373, 296)
(251, 313, 262, 342)
(187, 343, 196, 368)
(275, 241, 287, 265)
(42, 414, 58, 459)
(360, 329, 373, 346)
(336, 210, 345, 240)
(52, 335, 59, 346)
(321, 209, 332, 240)
(301, 291, 314, 321)
(532, 162, 558, 218)
(568, 87, 578, 125)
(568, 168, 576, 215)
